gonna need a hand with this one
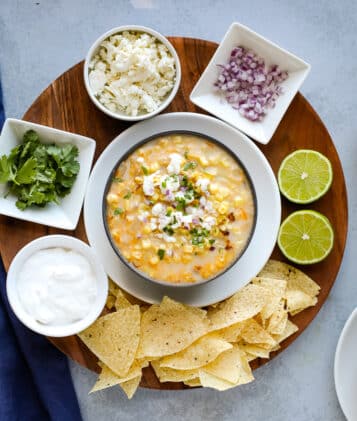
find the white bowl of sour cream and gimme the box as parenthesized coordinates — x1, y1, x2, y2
(7, 235, 108, 337)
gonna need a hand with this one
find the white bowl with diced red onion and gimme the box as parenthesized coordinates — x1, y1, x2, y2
(190, 23, 310, 144)
(84, 25, 181, 122)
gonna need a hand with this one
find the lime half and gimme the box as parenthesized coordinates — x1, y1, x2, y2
(278, 150, 333, 204)
(278, 210, 334, 264)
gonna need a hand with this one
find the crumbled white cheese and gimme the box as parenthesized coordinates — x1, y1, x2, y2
(137, 157, 144, 163)
(160, 175, 180, 194)
(143, 171, 159, 196)
(89, 31, 176, 116)
(152, 203, 166, 216)
(201, 216, 217, 231)
(196, 178, 210, 192)
(137, 211, 149, 222)
(149, 218, 158, 231)
(167, 154, 183, 174)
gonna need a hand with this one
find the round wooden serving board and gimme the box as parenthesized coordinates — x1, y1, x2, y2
(0, 37, 348, 390)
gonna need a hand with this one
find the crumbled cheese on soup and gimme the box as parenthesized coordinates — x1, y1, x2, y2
(88, 31, 176, 116)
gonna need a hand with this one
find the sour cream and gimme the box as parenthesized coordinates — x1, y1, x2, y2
(17, 248, 97, 325)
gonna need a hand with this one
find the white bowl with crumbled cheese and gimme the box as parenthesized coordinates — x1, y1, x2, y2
(84, 26, 181, 121)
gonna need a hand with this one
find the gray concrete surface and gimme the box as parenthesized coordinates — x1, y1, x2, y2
(1, 1, 356, 420)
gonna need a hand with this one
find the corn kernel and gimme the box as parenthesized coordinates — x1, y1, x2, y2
(183, 245, 193, 253)
(107, 193, 119, 204)
(218, 202, 228, 214)
(149, 256, 159, 265)
(132, 251, 142, 259)
(150, 162, 159, 171)
(234, 195, 244, 206)
(182, 254, 193, 263)
(142, 239, 151, 249)
(209, 183, 219, 194)
(199, 156, 209, 166)
(143, 225, 151, 234)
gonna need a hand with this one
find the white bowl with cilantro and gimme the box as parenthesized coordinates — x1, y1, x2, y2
(84, 25, 181, 121)
(0, 118, 95, 230)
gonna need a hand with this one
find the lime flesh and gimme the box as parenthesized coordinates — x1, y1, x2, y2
(278, 210, 334, 264)
(278, 150, 333, 204)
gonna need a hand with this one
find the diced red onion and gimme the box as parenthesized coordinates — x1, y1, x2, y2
(214, 45, 288, 121)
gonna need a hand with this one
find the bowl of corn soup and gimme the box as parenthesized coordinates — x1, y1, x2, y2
(103, 131, 257, 286)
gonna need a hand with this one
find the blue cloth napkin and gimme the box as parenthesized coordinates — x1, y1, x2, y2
(0, 82, 82, 421)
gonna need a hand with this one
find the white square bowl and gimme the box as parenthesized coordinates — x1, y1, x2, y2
(0, 118, 96, 230)
(190, 23, 311, 144)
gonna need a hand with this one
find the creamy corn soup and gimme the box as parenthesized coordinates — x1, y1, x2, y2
(106, 134, 255, 284)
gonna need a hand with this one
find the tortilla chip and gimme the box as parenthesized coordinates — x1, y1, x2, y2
(114, 290, 132, 310)
(184, 378, 201, 387)
(239, 343, 270, 359)
(286, 290, 317, 315)
(267, 302, 288, 335)
(137, 297, 209, 358)
(208, 284, 269, 331)
(78, 306, 141, 377)
(119, 375, 141, 399)
(252, 277, 287, 320)
(241, 319, 277, 350)
(216, 321, 246, 342)
(202, 345, 254, 385)
(258, 260, 320, 297)
(106, 294, 116, 310)
(198, 371, 236, 391)
(90, 358, 147, 393)
(159, 333, 232, 370)
(108, 279, 119, 297)
(151, 360, 199, 382)
(274, 319, 299, 343)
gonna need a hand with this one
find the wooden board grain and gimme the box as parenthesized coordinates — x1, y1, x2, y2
(0, 37, 348, 390)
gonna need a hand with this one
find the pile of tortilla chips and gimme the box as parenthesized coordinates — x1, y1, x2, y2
(78, 260, 320, 399)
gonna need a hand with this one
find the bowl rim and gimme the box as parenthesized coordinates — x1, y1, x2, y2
(83, 25, 182, 121)
(6, 234, 108, 337)
(102, 130, 258, 288)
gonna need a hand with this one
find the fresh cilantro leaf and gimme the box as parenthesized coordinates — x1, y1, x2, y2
(114, 207, 124, 215)
(113, 177, 123, 183)
(141, 166, 149, 175)
(0, 155, 10, 183)
(183, 161, 197, 171)
(15, 157, 37, 185)
(157, 249, 165, 260)
(23, 130, 40, 144)
(123, 191, 131, 199)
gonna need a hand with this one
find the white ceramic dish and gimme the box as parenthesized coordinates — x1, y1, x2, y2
(190, 22, 311, 145)
(0, 118, 95, 230)
(84, 112, 281, 306)
(6, 235, 108, 337)
(334, 307, 357, 420)
(84, 25, 181, 122)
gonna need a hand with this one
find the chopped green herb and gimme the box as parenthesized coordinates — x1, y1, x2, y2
(209, 239, 215, 245)
(157, 249, 165, 260)
(163, 226, 174, 235)
(123, 191, 131, 199)
(181, 175, 188, 187)
(183, 161, 197, 171)
(166, 209, 172, 216)
(0, 129, 80, 210)
(113, 177, 123, 183)
(141, 166, 149, 175)
(161, 180, 167, 188)
(114, 207, 124, 215)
